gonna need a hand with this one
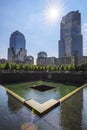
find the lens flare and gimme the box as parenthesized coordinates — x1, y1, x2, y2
(47, 7, 59, 21)
(43, 0, 64, 25)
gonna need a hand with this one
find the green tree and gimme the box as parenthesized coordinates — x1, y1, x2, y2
(4, 62, 9, 70)
(80, 64, 87, 71)
(68, 64, 75, 71)
(9, 63, 17, 71)
(0, 64, 1, 70)
(59, 64, 65, 71)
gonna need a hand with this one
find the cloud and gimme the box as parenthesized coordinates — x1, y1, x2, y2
(83, 46, 87, 56)
(83, 22, 87, 40)
(83, 23, 87, 28)
(84, 28, 87, 33)
(82, 23, 87, 55)
(84, 35, 87, 39)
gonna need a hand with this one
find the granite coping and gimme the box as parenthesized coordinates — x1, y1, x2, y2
(1, 83, 87, 116)
(24, 99, 59, 116)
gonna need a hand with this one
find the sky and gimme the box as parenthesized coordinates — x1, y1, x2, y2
(0, 0, 87, 61)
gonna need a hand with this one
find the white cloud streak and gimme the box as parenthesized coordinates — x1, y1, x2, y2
(83, 46, 87, 56)
(83, 22, 87, 41)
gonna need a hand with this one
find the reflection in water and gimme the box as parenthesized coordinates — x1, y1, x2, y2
(21, 122, 37, 130)
(21, 109, 37, 130)
(60, 90, 83, 130)
(82, 87, 87, 130)
(5, 82, 77, 104)
(0, 85, 87, 130)
(42, 89, 83, 130)
(8, 94, 23, 112)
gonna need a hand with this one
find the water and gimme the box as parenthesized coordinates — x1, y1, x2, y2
(0, 85, 87, 130)
(5, 81, 77, 103)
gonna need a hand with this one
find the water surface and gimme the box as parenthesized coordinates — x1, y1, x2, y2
(5, 81, 77, 103)
(0, 85, 87, 130)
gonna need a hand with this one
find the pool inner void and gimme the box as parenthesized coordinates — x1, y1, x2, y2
(30, 85, 54, 92)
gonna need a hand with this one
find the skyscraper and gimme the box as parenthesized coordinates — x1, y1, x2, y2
(59, 10, 83, 58)
(8, 31, 27, 62)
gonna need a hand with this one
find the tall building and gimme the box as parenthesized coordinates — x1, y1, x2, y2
(8, 31, 27, 62)
(59, 10, 83, 58)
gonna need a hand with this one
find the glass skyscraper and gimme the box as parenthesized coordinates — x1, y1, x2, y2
(8, 31, 27, 62)
(59, 10, 83, 58)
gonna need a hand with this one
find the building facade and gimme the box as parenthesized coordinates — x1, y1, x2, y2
(56, 56, 87, 66)
(59, 10, 83, 58)
(37, 52, 47, 65)
(0, 59, 7, 63)
(46, 57, 57, 66)
(36, 52, 57, 66)
(8, 31, 27, 62)
(25, 55, 34, 65)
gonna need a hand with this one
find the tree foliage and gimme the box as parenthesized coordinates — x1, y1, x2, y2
(0, 62, 87, 72)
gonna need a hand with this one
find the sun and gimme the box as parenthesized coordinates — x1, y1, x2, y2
(43, 0, 64, 25)
(47, 7, 59, 22)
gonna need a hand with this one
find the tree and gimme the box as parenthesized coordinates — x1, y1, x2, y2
(9, 63, 17, 71)
(0, 64, 1, 70)
(4, 62, 9, 70)
(68, 64, 75, 71)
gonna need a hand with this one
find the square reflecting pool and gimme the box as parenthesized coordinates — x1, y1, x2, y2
(4, 81, 77, 103)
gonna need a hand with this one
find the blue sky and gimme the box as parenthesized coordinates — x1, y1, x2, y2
(0, 0, 87, 60)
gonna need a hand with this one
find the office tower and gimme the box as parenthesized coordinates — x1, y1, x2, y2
(59, 10, 83, 58)
(8, 31, 27, 62)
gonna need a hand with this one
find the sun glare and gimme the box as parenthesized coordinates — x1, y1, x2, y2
(43, 0, 64, 25)
(47, 7, 59, 22)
